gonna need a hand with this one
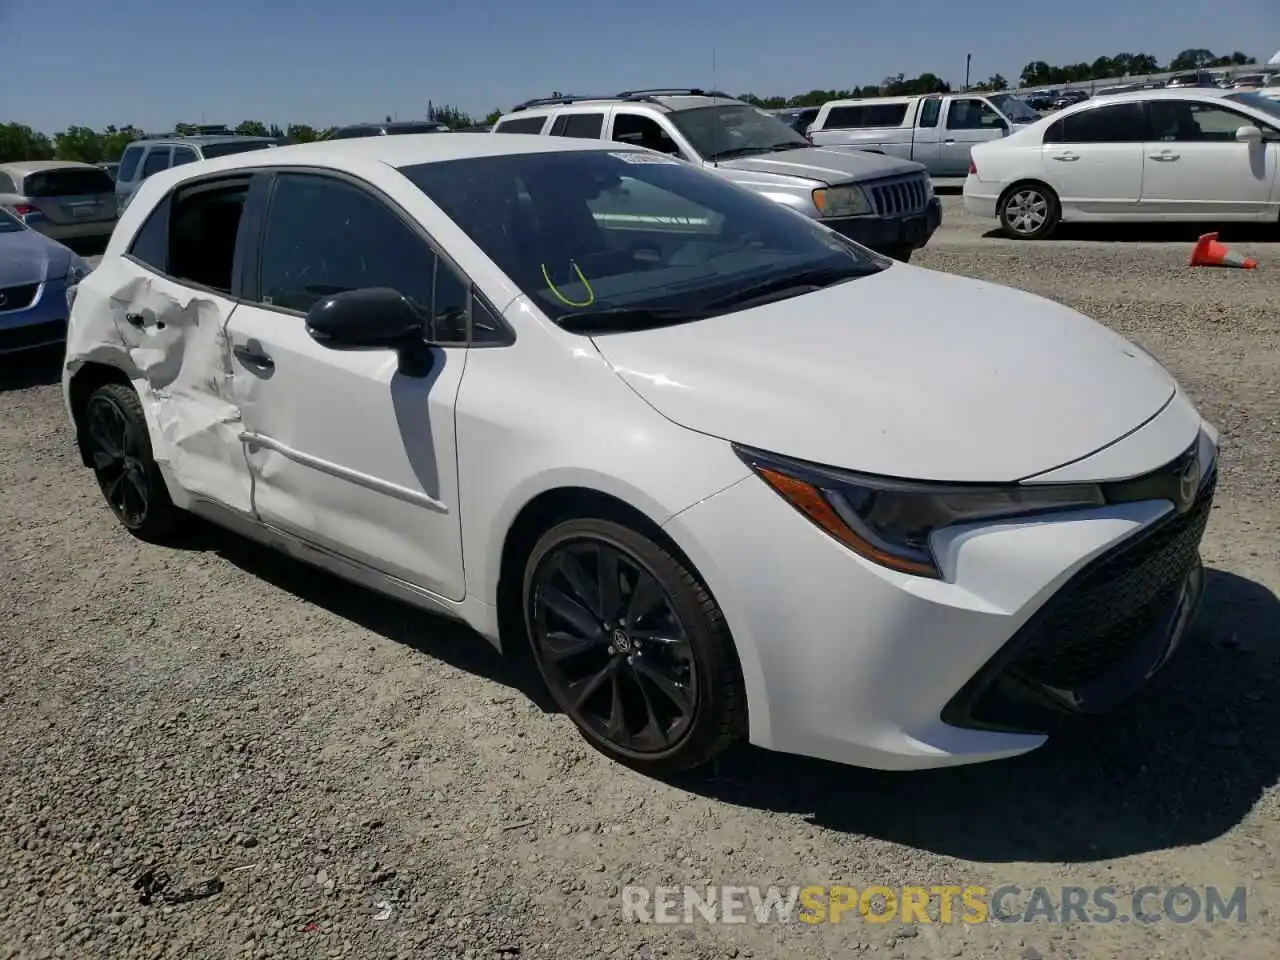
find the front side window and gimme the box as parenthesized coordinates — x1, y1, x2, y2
(140, 148, 172, 179)
(1149, 100, 1263, 141)
(667, 104, 809, 160)
(610, 113, 683, 155)
(988, 94, 1040, 123)
(1044, 103, 1146, 143)
(256, 173, 470, 343)
(401, 150, 884, 331)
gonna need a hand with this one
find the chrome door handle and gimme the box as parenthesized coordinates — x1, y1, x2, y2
(1149, 153, 1180, 161)
(1052, 153, 1079, 161)
(232, 343, 274, 371)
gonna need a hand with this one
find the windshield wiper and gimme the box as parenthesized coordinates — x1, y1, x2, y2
(558, 305, 710, 334)
(705, 145, 780, 161)
(702, 265, 878, 311)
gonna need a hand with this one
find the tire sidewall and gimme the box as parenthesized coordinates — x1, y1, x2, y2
(1000, 183, 1059, 240)
(86, 383, 176, 540)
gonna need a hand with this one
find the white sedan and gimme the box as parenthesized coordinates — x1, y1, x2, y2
(63, 132, 1217, 775)
(965, 88, 1280, 238)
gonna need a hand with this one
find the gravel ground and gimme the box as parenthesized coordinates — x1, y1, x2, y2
(2, 195, 1277, 960)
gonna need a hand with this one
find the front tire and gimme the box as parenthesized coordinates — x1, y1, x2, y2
(522, 518, 746, 775)
(82, 382, 181, 543)
(999, 183, 1060, 239)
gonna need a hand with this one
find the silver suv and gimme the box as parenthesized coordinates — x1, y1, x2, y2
(115, 135, 276, 214)
(493, 89, 940, 261)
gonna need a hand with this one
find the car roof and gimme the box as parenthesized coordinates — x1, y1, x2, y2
(136, 131, 642, 181)
(1072, 87, 1240, 105)
(0, 159, 102, 174)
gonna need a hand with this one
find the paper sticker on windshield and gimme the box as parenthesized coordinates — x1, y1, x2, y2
(609, 151, 680, 165)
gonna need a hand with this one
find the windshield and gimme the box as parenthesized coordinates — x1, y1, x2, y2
(401, 149, 883, 330)
(665, 104, 810, 161)
(1226, 92, 1280, 123)
(0, 208, 25, 233)
(988, 94, 1040, 123)
(199, 140, 274, 159)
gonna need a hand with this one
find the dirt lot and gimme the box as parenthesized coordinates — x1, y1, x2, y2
(1, 195, 1277, 960)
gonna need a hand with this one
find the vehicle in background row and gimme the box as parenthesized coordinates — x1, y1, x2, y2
(1230, 74, 1270, 90)
(493, 89, 940, 262)
(1022, 92, 1056, 111)
(0, 161, 118, 246)
(0, 207, 92, 354)
(1167, 72, 1219, 89)
(965, 89, 1280, 239)
(1262, 75, 1280, 101)
(805, 92, 1041, 177)
(97, 161, 121, 181)
(773, 106, 820, 136)
(64, 133, 1220, 776)
(1051, 90, 1090, 110)
(327, 120, 451, 140)
(115, 135, 277, 214)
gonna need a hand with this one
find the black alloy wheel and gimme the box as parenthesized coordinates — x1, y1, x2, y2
(523, 518, 745, 773)
(83, 382, 179, 542)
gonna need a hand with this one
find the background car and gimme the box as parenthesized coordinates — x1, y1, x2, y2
(114, 134, 276, 213)
(1051, 89, 1090, 110)
(773, 106, 820, 136)
(964, 88, 1280, 239)
(0, 161, 117, 248)
(0, 207, 92, 355)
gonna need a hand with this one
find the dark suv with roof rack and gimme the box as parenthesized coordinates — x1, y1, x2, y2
(493, 88, 940, 261)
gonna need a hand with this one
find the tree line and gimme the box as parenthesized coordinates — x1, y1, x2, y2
(0, 46, 1264, 164)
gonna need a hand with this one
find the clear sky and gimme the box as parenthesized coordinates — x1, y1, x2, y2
(4, 0, 1276, 134)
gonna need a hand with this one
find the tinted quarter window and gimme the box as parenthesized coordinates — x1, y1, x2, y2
(1044, 102, 1146, 143)
(551, 113, 605, 138)
(823, 106, 865, 128)
(140, 148, 172, 179)
(118, 145, 145, 182)
(127, 196, 171, 272)
(257, 174, 437, 318)
(494, 116, 547, 134)
(863, 103, 909, 125)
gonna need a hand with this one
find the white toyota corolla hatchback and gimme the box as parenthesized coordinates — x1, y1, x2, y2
(62, 133, 1218, 775)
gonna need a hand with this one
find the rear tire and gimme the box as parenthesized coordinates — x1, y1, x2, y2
(522, 517, 746, 775)
(81, 382, 181, 543)
(999, 182, 1060, 239)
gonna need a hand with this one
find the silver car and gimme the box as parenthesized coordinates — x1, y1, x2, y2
(0, 161, 117, 246)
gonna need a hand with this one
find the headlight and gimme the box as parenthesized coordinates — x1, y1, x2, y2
(735, 445, 1105, 578)
(923, 176, 935, 200)
(812, 184, 873, 218)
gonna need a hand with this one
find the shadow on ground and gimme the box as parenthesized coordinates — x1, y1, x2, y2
(0, 345, 65, 392)
(982, 221, 1279, 244)
(674, 568, 1279, 863)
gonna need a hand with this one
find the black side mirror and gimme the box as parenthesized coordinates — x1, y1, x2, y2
(306, 287, 434, 377)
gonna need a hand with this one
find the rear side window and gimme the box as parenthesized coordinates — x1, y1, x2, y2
(494, 116, 548, 134)
(21, 168, 116, 197)
(1043, 102, 1147, 143)
(864, 103, 909, 126)
(118, 146, 145, 182)
(140, 148, 172, 179)
(127, 178, 251, 293)
(199, 140, 273, 159)
(822, 106, 865, 128)
(172, 146, 199, 167)
(549, 113, 605, 138)
(918, 99, 942, 128)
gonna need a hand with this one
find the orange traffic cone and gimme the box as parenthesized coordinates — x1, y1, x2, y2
(1189, 232, 1257, 269)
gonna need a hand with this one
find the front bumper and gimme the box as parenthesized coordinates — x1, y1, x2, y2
(662, 427, 1218, 771)
(823, 196, 942, 255)
(0, 277, 69, 355)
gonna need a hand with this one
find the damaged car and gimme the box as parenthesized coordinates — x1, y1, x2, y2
(64, 134, 1218, 776)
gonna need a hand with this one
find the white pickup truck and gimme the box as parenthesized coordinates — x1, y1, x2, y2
(806, 93, 1041, 177)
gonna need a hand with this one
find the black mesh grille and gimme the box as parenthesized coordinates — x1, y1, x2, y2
(0, 283, 40, 312)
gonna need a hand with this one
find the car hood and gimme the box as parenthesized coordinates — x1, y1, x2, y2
(590, 265, 1176, 482)
(0, 229, 72, 285)
(714, 146, 923, 185)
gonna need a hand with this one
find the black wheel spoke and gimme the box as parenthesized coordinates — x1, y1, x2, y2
(104, 473, 126, 509)
(557, 550, 599, 616)
(542, 630, 600, 662)
(567, 658, 620, 709)
(604, 672, 626, 741)
(634, 658, 692, 714)
(538, 585, 601, 640)
(596, 544, 621, 621)
(630, 628, 688, 648)
(625, 571, 666, 627)
(630, 668, 670, 748)
(87, 406, 122, 460)
(124, 470, 150, 518)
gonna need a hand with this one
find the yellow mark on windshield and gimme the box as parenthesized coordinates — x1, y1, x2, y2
(541, 261, 596, 307)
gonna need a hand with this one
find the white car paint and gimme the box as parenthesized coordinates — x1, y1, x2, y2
(964, 88, 1280, 234)
(63, 133, 1219, 773)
